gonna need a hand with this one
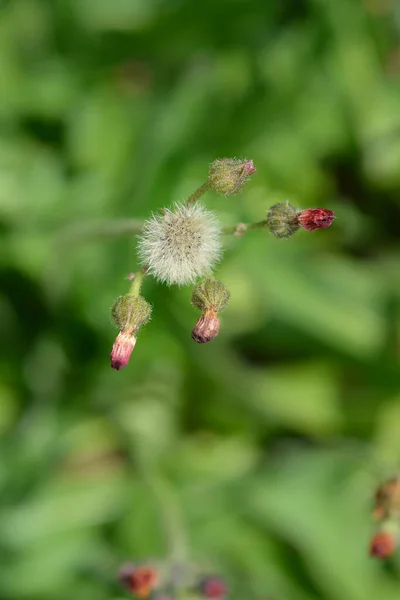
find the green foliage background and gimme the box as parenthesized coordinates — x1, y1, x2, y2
(1, 0, 400, 598)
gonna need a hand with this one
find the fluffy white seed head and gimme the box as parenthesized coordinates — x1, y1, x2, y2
(138, 203, 222, 286)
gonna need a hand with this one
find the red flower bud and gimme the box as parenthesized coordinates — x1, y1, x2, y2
(119, 564, 158, 598)
(297, 208, 335, 231)
(110, 331, 136, 370)
(370, 530, 397, 559)
(200, 576, 227, 599)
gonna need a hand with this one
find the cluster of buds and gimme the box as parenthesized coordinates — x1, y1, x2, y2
(109, 158, 335, 369)
(119, 562, 227, 600)
(369, 477, 400, 559)
(265, 202, 335, 238)
(191, 277, 230, 344)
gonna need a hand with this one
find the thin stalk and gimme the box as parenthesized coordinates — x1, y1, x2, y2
(185, 182, 210, 206)
(128, 268, 147, 296)
(222, 219, 267, 235)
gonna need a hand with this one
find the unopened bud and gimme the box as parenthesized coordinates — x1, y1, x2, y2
(265, 202, 299, 239)
(110, 331, 136, 370)
(111, 293, 151, 332)
(208, 158, 256, 196)
(192, 309, 220, 344)
(119, 563, 158, 598)
(191, 277, 230, 313)
(297, 208, 335, 231)
(199, 576, 227, 599)
(370, 527, 398, 559)
(373, 477, 400, 521)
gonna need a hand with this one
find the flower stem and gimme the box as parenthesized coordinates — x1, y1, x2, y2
(185, 182, 210, 206)
(128, 268, 147, 296)
(222, 220, 267, 236)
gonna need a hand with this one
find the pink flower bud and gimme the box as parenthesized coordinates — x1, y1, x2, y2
(370, 530, 397, 559)
(110, 331, 136, 370)
(297, 208, 335, 231)
(192, 310, 220, 344)
(243, 160, 257, 176)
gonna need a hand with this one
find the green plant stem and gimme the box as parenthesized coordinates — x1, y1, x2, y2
(222, 219, 267, 235)
(128, 268, 147, 296)
(185, 182, 210, 206)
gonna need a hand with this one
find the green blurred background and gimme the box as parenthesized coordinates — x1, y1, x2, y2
(2, 0, 400, 598)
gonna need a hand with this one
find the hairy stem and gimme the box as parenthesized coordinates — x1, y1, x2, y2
(185, 182, 210, 206)
(128, 268, 147, 296)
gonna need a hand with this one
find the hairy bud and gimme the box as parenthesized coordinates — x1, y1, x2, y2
(297, 208, 335, 231)
(110, 331, 136, 370)
(119, 563, 159, 598)
(111, 294, 152, 332)
(110, 293, 151, 370)
(373, 477, 400, 521)
(265, 202, 299, 239)
(191, 277, 230, 313)
(370, 528, 398, 559)
(191, 278, 230, 344)
(208, 158, 256, 196)
(192, 310, 220, 344)
(199, 576, 227, 599)
(138, 203, 222, 286)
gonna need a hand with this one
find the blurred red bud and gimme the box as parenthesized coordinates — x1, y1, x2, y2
(119, 564, 158, 598)
(297, 208, 335, 231)
(200, 576, 227, 599)
(370, 531, 397, 559)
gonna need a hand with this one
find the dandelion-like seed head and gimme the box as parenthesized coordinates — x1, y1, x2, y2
(138, 203, 222, 286)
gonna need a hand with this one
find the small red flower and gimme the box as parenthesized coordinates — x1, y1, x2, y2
(297, 208, 335, 231)
(369, 531, 397, 559)
(119, 564, 158, 598)
(110, 331, 136, 370)
(200, 576, 227, 599)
